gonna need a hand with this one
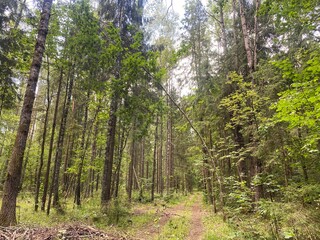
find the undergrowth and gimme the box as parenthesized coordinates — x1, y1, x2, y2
(7, 191, 191, 234)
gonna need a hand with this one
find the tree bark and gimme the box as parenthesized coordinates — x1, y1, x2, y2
(114, 128, 123, 198)
(158, 113, 164, 195)
(88, 120, 99, 197)
(19, 110, 37, 191)
(218, 1, 227, 53)
(253, 0, 261, 70)
(35, 58, 51, 211)
(101, 95, 118, 206)
(0, 0, 52, 226)
(238, 0, 253, 72)
(74, 91, 90, 206)
(127, 131, 135, 202)
(41, 68, 63, 211)
(151, 116, 158, 201)
(232, 0, 239, 71)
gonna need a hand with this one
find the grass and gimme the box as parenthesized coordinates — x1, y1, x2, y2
(201, 205, 237, 240)
(157, 215, 190, 240)
(9, 191, 319, 240)
(155, 193, 198, 240)
(4, 191, 193, 238)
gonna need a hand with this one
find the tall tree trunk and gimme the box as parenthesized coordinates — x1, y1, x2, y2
(127, 131, 135, 202)
(63, 133, 73, 193)
(35, 58, 51, 211)
(47, 68, 74, 215)
(41, 68, 63, 211)
(166, 83, 173, 195)
(114, 123, 129, 199)
(158, 113, 163, 195)
(238, 0, 253, 72)
(234, 125, 247, 183)
(219, 1, 227, 53)
(232, 0, 239, 71)
(253, 0, 261, 70)
(140, 139, 145, 190)
(151, 116, 158, 201)
(20, 110, 37, 190)
(88, 121, 99, 197)
(101, 95, 118, 206)
(74, 91, 90, 206)
(0, 0, 52, 226)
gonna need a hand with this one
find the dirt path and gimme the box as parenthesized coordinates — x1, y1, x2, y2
(186, 195, 205, 240)
(131, 201, 186, 240)
(132, 194, 206, 240)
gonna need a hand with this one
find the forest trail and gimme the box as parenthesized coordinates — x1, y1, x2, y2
(132, 193, 207, 240)
(186, 194, 205, 240)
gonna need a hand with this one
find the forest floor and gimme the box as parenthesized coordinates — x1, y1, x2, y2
(0, 193, 223, 240)
(2, 192, 319, 239)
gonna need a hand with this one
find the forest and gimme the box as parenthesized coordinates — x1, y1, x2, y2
(0, 0, 319, 239)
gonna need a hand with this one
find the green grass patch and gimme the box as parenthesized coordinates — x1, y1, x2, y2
(157, 215, 190, 240)
(203, 213, 236, 240)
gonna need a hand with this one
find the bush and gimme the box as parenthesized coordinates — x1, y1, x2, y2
(282, 184, 320, 205)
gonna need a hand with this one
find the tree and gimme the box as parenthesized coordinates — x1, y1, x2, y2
(0, 0, 53, 226)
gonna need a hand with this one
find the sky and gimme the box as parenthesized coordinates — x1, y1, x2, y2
(168, 0, 208, 19)
(169, 0, 186, 18)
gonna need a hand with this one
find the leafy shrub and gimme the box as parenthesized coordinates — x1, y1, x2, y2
(282, 184, 320, 205)
(225, 176, 253, 214)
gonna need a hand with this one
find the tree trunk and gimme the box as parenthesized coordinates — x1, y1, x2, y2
(0, 0, 52, 226)
(234, 125, 247, 183)
(35, 59, 51, 211)
(232, 0, 239, 71)
(151, 116, 158, 201)
(88, 120, 99, 197)
(127, 132, 135, 202)
(238, 0, 253, 72)
(114, 125, 129, 198)
(158, 113, 163, 195)
(101, 95, 118, 206)
(47, 68, 74, 215)
(20, 110, 37, 191)
(219, 2, 227, 53)
(166, 83, 174, 195)
(41, 68, 63, 211)
(253, 0, 261, 70)
(203, 158, 213, 204)
(74, 91, 90, 206)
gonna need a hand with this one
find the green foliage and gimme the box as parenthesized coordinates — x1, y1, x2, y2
(261, 0, 320, 47)
(220, 72, 268, 133)
(257, 200, 320, 239)
(225, 176, 252, 214)
(282, 184, 320, 205)
(272, 47, 320, 133)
